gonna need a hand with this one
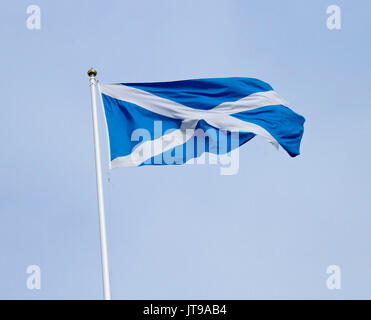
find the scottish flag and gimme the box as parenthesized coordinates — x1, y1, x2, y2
(99, 77, 305, 168)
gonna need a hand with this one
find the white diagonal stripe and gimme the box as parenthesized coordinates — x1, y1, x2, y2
(212, 90, 289, 114)
(204, 114, 278, 148)
(111, 119, 198, 168)
(100, 84, 288, 118)
(100, 83, 200, 120)
(100, 83, 283, 166)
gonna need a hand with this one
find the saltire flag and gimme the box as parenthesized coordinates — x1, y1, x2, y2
(99, 77, 305, 168)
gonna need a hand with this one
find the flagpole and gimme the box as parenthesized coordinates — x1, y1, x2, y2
(88, 68, 112, 300)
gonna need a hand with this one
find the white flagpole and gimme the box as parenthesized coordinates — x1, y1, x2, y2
(87, 68, 112, 300)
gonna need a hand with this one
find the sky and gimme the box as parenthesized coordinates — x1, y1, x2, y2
(0, 0, 370, 299)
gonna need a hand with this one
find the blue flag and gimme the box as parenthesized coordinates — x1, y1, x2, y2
(99, 77, 305, 169)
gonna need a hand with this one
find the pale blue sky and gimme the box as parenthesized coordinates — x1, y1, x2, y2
(0, 0, 370, 299)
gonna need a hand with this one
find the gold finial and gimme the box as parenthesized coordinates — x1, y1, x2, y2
(87, 68, 97, 77)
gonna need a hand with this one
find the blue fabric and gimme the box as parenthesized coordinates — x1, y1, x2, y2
(102, 93, 182, 161)
(144, 121, 256, 166)
(101, 77, 305, 165)
(102, 93, 255, 163)
(231, 105, 305, 157)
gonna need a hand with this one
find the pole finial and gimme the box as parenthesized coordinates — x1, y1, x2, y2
(88, 68, 97, 77)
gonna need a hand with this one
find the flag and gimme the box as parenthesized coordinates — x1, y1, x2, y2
(99, 77, 305, 168)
